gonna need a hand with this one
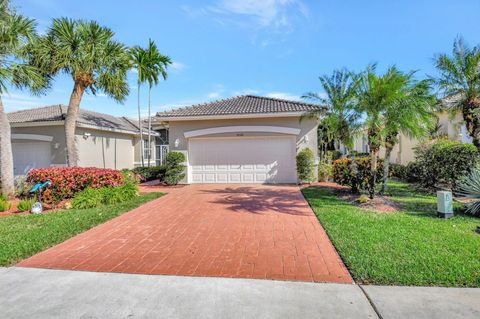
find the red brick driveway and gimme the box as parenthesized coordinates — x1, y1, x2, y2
(18, 184, 352, 283)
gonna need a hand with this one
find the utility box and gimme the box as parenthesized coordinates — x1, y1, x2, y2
(437, 191, 453, 218)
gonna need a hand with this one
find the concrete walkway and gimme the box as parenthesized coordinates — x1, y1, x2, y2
(1, 268, 479, 319)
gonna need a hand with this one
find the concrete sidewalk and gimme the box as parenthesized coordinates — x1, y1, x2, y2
(1, 267, 479, 319)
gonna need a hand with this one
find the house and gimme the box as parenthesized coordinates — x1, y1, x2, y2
(153, 95, 323, 184)
(8, 105, 158, 175)
(352, 110, 472, 164)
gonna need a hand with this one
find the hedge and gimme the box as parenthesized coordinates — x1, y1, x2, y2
(296, 148, 316, 183)
(27, 167, 125, 203)
(333, 157, 383, 193)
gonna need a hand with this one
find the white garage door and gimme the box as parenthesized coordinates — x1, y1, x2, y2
(13, 141, 51, 176)
(189, 136, 297, 184)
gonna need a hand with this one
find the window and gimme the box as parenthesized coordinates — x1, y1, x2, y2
(143, 140, 152, 161)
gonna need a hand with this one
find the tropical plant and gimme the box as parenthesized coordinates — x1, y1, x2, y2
(303, 69, 360, 157)
(356, 64, 433, 198)
(27, 18, 130, 166)
(456, 167, 480, 216)
(332, 157, 383, 194)
(433, 37, 480, 152)
(380, 78, 436, 193)
(0, 0, 47, 196)
(0, 194, 11, 212)
(17, 198, 35, 212)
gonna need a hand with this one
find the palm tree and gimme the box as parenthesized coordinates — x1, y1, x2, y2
(433, 37, 480, 152)
(28, 18, 130, 166)
(303, 69, 361, 156)
(0, 0, 47, 196)
(129, 46, 148, 167)
(380, 78, 436, 194)
(143, 39, 171, 167)
(357, 64, 430, 198)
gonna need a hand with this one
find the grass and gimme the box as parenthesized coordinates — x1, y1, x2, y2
(0, 192, 162, 266)
(302, 181, 480, 287)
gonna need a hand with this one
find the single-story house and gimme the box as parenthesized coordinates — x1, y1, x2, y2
(8, 105, 157, 175)
(352, 110, 472, 164)
(154, 95, 323, 184)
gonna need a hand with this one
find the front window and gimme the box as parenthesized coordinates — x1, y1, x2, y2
(143, 140, 152, 160)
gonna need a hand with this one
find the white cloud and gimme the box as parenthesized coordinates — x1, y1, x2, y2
(233, 88, 260, 96)
(207, 84, 225, 99)
(2, 93, 43, 112)
(212, 0, 308, 29)
(170, 61, 187, 72)
(265, 92, 301, 101)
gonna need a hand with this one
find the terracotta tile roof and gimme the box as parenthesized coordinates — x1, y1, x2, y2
(8, 105, 156, 134)
(156, 95, 325, 118)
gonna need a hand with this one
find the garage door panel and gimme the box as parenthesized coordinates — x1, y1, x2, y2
(189, 137, 297, 184)
(13, 142, 52, 176)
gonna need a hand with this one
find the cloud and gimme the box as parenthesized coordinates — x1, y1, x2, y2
(233, 88, 260, 96)
(265, 92, 301, 101)
(207, 84, 225, 99)
(2, 93, 43, 112)
(170, 61, 187, 72)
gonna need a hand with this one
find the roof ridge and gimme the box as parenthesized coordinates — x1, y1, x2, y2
(245, 94, 319, 107)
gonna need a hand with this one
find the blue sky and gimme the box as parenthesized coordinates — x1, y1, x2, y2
(5, 0, 480, 117)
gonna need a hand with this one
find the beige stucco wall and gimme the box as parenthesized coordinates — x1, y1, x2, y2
(11, 124, 143, 170)
(352, 111, 469, 165)
(11, 125, 67, 166)
(76, 127, 135, 169)
(168, 117, 319, 159)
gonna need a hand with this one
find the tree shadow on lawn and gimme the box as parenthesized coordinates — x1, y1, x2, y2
(199, 186, 312, 216)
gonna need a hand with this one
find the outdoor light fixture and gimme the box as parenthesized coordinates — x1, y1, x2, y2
(83, 132, 91, 139)
(174, 138, 180, 148)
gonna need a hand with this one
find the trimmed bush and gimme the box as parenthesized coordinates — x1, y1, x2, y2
(164, 152, 186, 186)
(389, 163, 409, 180)
(297, 148, 316, 183)
(17, 198, 36, 212)
(409, 139, 478, 189)
(132, 165, 167, 182)
(318, 163, 333, 182)
(332, 157, 383, 193)
(71, 187, 105, 209)
(27, 167, 125, 203)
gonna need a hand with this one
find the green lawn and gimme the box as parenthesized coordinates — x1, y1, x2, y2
(0, 192, 163, 266)
(302, 181, 480, 287)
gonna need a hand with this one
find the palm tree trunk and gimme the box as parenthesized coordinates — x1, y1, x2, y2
(463, 102, 480, 153)
(380, 145, 393, 195)
(0, 95, 14, 196)
(65, 81, 85, 167)
(137, 80, 144, 167)
(368, 140, 380, 199)
(147, 84, 152, 168)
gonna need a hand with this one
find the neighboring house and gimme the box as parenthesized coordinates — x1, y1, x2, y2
(153, 95, 323, 184)
(352, 110, 472, 165)
(8, 105, 158, 175)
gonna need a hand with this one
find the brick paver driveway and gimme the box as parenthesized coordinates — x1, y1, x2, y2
(18, 184, 352, 283)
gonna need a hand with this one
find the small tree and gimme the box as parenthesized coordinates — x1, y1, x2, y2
(28, 18, 130, 166)
(164, 151, 186, 185)
(296, 148, 315, 183)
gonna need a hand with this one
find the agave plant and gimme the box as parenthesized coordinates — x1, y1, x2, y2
(456, 168, 480, 216)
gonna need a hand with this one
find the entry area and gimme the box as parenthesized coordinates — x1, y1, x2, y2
(18, 184, 352, 283)
(188, 136, 297, 184)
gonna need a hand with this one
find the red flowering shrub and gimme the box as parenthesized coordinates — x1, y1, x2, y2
(27, 167, 125, 203)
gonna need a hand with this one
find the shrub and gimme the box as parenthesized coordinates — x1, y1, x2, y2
(132, 165, 167, 182)
(456, 167, 480, 216)
(296, 148, 316, 183)
(164, 152, 186, 185)
(409, 140, 478, 189)
(389, 163, 409, 180)
(27, 167, 125, 203)
(0, 195, 11, 212)
(318, 163, 333, 182)
(71, 187, 105, 209)
(72, 183, 139, 209)
(326, 150, 343, 161)
(17, 198, 36, 212)
(332, 157, 383, 193)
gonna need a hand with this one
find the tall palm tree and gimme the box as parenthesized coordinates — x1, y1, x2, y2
(380, 78, 436, 194)
(0, 0, 47, 196)
(144, 39, 171, 167)
(357, 64, 428, 198)
(433, 37, 480, 152)
(28, 18, 130, 166)
(303, 69, 360, 156)
(129, 46, 148, 167)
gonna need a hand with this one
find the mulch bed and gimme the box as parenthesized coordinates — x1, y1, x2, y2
(312, 181, 402, 213)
